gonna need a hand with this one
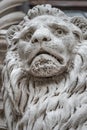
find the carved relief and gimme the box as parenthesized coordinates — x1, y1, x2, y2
(2, 4, 87, 130)
(0, 0, 27, 129)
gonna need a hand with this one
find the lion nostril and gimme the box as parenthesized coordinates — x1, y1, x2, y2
(43, 38, 48, 41)
(32, 36, 51, 43)
(43, 37, 51, 42)
(33, 39, 38, 43)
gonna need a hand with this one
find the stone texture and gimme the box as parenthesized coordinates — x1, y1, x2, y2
(0, 0, 27, 130)
(2, 4, 87, 130)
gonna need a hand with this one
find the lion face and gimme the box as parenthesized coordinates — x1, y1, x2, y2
(16, 15, 81, 78)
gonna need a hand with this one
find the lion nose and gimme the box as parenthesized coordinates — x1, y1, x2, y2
(31, 28, 51, 43)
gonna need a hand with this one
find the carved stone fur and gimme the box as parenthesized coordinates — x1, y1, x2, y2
(2, 4, 87, 130)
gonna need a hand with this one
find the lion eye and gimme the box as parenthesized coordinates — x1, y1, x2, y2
(25, 32, 32, 41)
(23, 28, 35, 42)
(57, 29, 63, 34)
(55, 28, 64, 36)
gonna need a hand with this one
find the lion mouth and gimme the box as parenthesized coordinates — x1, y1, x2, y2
(30, 50, 64, 65)
(29, 50, 66, 77)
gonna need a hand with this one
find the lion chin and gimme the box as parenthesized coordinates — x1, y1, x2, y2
(2, 4, 87, 130)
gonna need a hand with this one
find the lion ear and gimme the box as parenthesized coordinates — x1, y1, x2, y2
(6, 25, 21, 47)
(71, 16, 87, 40)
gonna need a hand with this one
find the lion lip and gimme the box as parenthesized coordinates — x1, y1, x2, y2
(29, 51, 64, 65)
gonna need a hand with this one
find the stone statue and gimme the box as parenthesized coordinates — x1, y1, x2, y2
(2, 4, 87, 130)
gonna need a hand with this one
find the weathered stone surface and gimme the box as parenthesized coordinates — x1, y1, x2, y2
(0, 0, 27, 130)
(0, 93, 7, 130)
(2, 4, 87, 130)
(0, 93, 3, 111)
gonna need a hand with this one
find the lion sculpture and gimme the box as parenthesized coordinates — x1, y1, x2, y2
(2, 4, 87, 130)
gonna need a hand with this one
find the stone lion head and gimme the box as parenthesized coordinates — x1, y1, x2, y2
(2, 4, 87, 130)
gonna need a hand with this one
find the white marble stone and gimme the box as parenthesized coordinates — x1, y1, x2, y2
(2, 4, 87, 130)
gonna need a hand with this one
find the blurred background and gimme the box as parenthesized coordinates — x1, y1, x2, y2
(0, 0, 87, 130)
